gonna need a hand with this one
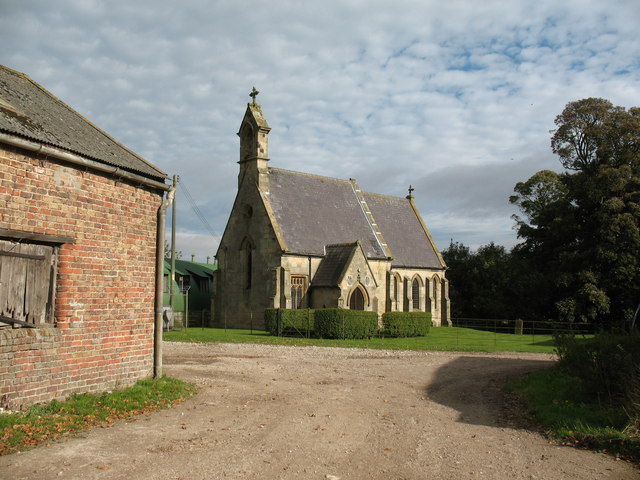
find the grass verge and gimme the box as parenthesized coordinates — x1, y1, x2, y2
(508, 367, 640, 461)
(0, 376, 195, 456)
(164, 327, 558, 354)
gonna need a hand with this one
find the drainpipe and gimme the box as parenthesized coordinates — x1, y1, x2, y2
(154, 186, 175, 378)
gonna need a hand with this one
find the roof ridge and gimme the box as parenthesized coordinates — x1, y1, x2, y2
(362, 190, 408, 202)
(269, 166, 352, 184)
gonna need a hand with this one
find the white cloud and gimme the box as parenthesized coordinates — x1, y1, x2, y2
(1, 0, 638, 255)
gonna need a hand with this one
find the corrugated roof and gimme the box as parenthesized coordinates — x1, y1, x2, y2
(364, 192, 442, 268)
(0, 65, 166, 181)
(164, 259, 217, 277)
(267, 168, 387, 258)
(311, 243, 358, 287)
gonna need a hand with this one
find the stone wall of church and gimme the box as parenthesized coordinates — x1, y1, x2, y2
(214, 183, 282, 329)
(279, 255, 323, 309)
(387, 268, 450, 326)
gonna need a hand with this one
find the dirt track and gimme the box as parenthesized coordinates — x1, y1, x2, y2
(1, 342, 638, 480)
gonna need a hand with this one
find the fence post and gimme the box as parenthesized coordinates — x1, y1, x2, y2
(184, 290, 189, 331)
(250, 311, 253, 335)
(532, 319, 535, 345)
(515, 318, 523, 335)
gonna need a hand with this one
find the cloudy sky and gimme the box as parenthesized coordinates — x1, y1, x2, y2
(1, 0, 638, 262)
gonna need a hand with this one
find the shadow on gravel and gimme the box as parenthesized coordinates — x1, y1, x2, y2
(425, 355, 555, 429)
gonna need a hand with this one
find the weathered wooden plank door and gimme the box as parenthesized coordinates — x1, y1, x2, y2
(0, 240, 54, 326)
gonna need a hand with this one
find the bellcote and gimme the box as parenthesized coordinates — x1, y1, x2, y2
(237, 88, 271, 189)
(238, 97, 270, 163)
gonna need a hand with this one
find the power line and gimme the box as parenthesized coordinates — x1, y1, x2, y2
(177, 178, 219, 240)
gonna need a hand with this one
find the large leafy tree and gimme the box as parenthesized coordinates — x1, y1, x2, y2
(443, 241, 535, 320)
(511, 98, 640, 330)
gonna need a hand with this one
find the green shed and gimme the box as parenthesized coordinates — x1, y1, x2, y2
(163, 259, 216, 329)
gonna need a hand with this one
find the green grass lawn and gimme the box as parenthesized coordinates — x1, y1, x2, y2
(164, 326, 558, 354)
(508, 367, 640, 461)
(0, 376, 195, 455)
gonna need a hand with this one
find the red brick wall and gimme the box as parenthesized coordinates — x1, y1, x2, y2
(0, 144, 163, 408)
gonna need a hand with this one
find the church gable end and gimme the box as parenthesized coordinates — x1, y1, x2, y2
(215, 90, 450, 328)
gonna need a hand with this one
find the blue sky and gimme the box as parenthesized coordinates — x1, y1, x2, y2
(1, 0, 638, 261)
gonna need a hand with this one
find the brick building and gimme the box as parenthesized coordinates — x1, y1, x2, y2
(0, 65, 170, 408)
(214, 96, 450, 329)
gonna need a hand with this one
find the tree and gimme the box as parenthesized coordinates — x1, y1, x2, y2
(164, 240, 182, 260)
(443, 241, 529, 320)
(511, 98, 640, 330)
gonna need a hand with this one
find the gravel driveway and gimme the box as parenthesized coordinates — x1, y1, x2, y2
(1, 342, 637, 480)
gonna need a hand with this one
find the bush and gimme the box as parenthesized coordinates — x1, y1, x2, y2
(555, 332, 640, 406)
(264, 308, 314, 336)
(381, 312, 431, 337)
(314, 309, 378, 339)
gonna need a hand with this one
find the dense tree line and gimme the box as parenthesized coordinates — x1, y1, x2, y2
(443, 98, 640, 331)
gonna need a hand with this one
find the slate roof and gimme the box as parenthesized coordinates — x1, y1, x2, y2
(267, 168, 388, 259)
(0, 65, 166, 181)
(364, 192, 443, 268)
(311, 243, 358, 287)
(266, 168, 444, 269)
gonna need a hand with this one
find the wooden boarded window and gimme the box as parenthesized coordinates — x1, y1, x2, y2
(0, 239, 57, 327)
(291, 276, 306, 309)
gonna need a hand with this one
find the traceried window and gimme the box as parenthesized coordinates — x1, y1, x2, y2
(412, 278, 420, 310)
(291, 276, 307, 309)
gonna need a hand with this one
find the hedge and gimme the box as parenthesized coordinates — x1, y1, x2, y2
(314, 308, 378, 339)
(264, 308, 315, 336)
(381, 312, 432, 337)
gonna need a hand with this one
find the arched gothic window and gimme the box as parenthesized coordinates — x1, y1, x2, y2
(393, 276, 398, 310)
(412, 278, 420, 310)
(246, 248, 252, 288)
(433, 276, 439, 304)
(349, 287, 365, 310)
(241, 238, 254, 290)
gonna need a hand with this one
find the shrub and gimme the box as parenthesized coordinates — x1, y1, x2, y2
(264, 308, 278, 335)
(264, 308, 314, 336)
(555, 332, 640, 406)
(381, 312, 432, 337)
(314, 309, 378, 339)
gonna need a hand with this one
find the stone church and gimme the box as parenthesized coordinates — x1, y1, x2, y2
(214, 93, 450, 329)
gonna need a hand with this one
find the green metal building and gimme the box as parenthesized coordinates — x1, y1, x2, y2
(163, 259, 217, 329)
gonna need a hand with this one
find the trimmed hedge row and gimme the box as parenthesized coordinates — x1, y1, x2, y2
(265, 309, 432, 339)
(381, 312, 432, 337)
(264, 308, 315, 336)
(314, 309, 378, 339)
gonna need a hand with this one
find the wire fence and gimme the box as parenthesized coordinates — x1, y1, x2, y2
(451, 317, 594, 336)
(217, 311, 594, 344)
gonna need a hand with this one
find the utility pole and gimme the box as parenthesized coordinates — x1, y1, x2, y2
(170, 174, 178, 312)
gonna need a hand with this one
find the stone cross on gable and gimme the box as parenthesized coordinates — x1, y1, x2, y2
(250, 86, 259, 104)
